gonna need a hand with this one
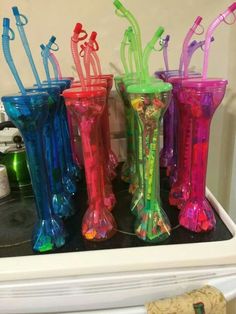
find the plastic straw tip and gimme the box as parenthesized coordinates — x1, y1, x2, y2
(155, 26, 164, 38)
(3, 18, 10, 28)
(90, 31, 97, 41)
(194, 16, 202, 25)
(113, 0, 123, 10)
(12, 6, 19, 16)
(74, 23, 83, 34)
(190, 40, 197, 47)
(229, 2, 236, 12)
(40, 44, 45, 50)
(50, 36, 56, 43)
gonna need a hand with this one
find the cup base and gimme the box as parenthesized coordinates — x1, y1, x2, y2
(179, 198, 216, 232)
(82, 207, 117, 241)
(135, 202, 171, 243)
(33, 216, 66, 252)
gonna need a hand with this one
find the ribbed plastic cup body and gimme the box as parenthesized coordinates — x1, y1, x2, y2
(43, 79, 80, 181)
(1, 92, 66, 252)
(63, 87, 117, 241)
(92, 74, 118, 179)
(127, 86, 172, 243)
(26, 85, 74, 218)
(177, 79, 227, 232)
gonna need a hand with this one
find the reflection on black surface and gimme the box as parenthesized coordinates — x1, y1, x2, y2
(0, 165, 233, 258)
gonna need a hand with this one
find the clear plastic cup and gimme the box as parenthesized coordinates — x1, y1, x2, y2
(178, 78, 227, 232)
(2, 92, 66, 252)
(63, 86, 117, 241)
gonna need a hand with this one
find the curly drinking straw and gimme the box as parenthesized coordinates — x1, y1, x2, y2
(178, 2, 236, 232)
(2, 18, 65, 252)
(120, 28, 130, 76)
(83, 32, 99, 84)
(162, 34, 170, 71)
(113, 0, 144, 81)
(128, 37, 134, 74)
(40, 43, 59, 80)
(180, 16, 203, 75)
(143, 26, 164, 83)
(202, 2, 236, 79)
(50, 52, 62, 79)
(127, 26, 141, 76)
(2, 18, 26, 94)
(12, 7, 41, 88)
(185, 38, 214, 72)
(41, 36, 59, 84)
(71, 23, 87, 89)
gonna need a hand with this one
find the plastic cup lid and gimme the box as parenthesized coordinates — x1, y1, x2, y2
(43, 79, 71, 89)
(168, 74, 201, 84)
(182, 78, 228, 88)
(127, 81, 172, 94)
(26, 85, 60, 94)
(62, 86, 107, 99)
(92, 74, 113, 80)
(1, 91, 49, 103)
(51, 77, 74, 82)
(39, 81, 66, 93)
(71, 78, 107, 88)
(91, 74, 113, 90)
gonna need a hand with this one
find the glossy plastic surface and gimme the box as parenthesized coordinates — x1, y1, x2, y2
(2, 93, 65, 252)
(50, 79, 80, 181)
(63, 87, 117, 241)
(129, 92, 172, 243)
(115, 77, 135, 184)
(68, 80, 116, 211)
(40, 81, 77, 195)
(96, 74, 118, 179)
(26, 86, 74, 218)
(178, 79, 227, 232)
(169, 77, 193, 207)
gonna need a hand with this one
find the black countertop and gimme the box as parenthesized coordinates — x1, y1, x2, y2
(0, 165, 232, 258)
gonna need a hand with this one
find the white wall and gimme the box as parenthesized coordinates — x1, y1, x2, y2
(0, 0, 235, 213)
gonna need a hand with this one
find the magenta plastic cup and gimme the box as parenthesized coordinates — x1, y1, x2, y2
(167, 73, 201, 189)
(178, 78, 227, 232)
(156, 71, 200, 177)
(168, 76, 194, 207)
(115, 76, 136, 184)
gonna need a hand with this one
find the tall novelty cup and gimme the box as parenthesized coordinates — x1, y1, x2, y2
(127, 82, 172, 242)
(2, 92, 66, 251)
(178, 79, 227, 232)
(63, 87, 117, 241)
